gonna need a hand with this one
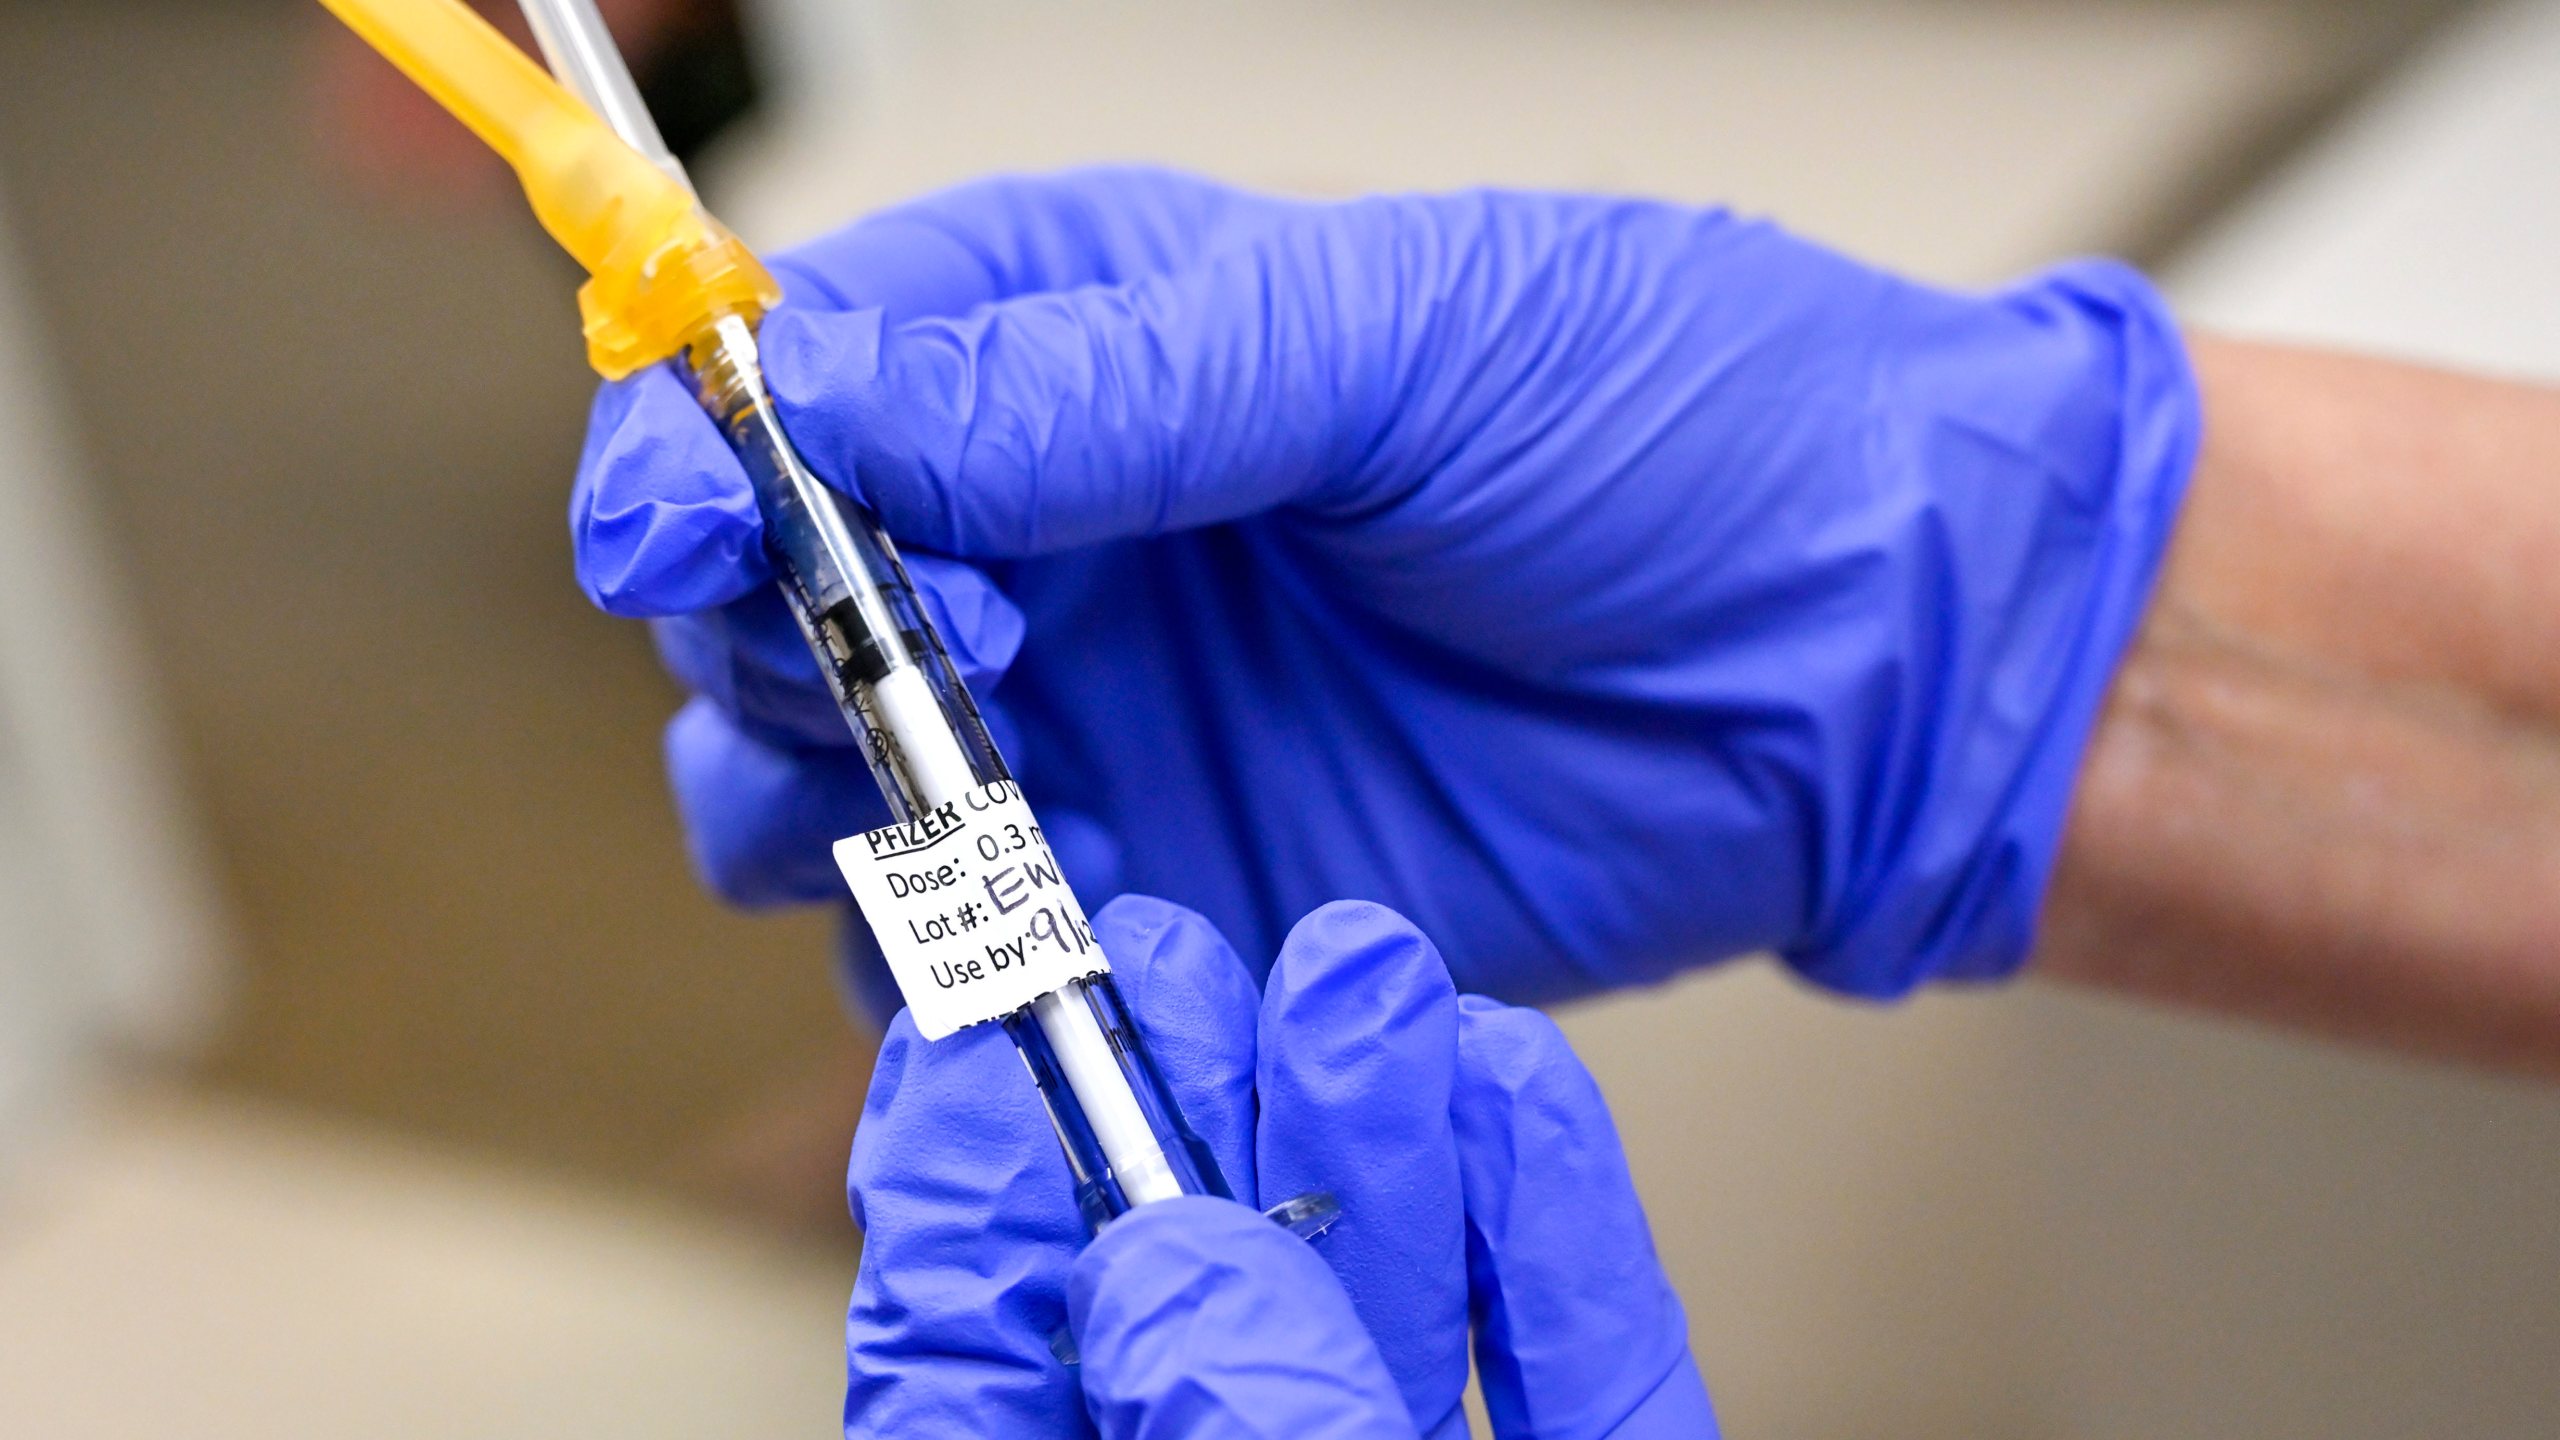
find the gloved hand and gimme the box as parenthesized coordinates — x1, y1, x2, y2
(843, 893, 1714, 1439)
(573, 167, 2199, 1005)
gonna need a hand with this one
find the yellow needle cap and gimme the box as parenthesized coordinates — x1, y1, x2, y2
(315, 0, 781, 377)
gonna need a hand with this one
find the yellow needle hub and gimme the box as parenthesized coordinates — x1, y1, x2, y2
(315, 0, 780, 377)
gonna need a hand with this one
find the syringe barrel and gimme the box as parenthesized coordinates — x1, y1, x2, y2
(1011, 982, 1234, 1231)
(685, 315, 1224, 1232)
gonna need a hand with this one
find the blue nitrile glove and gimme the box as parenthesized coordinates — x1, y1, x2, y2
(572, 167, 2199, 1005)
(843, 893, 1714, 1439)
(1068, 1197, 1421, 1440)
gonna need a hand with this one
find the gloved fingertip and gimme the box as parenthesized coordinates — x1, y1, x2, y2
(1091, 890, 1203, 945)
(1452, 995, 1592, 1112)
(766, 303, 1001, 560)
(571, 365, 771, 618)
(757, 305, 897, 504)
(1260, 901, 1464, 1130)
(1268, 899, 1458, 1024)
(1091, 893, 1260, 1196)
(1093, 895, 1219, 1023)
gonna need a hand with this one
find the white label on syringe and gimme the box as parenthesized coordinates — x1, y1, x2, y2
(833, 780, 1108, 1040)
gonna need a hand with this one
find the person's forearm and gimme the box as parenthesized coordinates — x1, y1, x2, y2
(2044, 337, 2560, 1077)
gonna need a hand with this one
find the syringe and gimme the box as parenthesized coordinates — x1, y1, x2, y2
(314, 0, 1331, 1243)
(509, 0, 1212, 1227)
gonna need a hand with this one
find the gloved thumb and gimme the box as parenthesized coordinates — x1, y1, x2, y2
(1069, 1196, 1421, 1440)
(759, 211, 1405, 558)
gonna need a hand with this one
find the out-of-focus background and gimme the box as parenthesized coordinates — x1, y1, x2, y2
(0, 0, 2553, 1435)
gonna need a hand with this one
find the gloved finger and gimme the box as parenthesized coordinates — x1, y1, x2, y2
(573, 168, 1279, 618)
(1091, 895, 1261, 1203)
(572, 362, 769, 619)
(844, 1010, 1088, 1436)
(1255, 901, 1468, 1434)
(759, 204, 1405, 558)
(1451, 997, 1717, 1440)
(775, 165, 1288, 315)
(1070, 1196, 1421, 1440)
(665, 698, 887, 907)
(650, 551, 1028, 751)
(847, 895, 1268, 1433)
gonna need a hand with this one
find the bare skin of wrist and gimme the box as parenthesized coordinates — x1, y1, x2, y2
(2042, 336, 2560, 1079)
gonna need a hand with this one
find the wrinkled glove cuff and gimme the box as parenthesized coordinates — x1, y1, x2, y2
(1790, 258, 2201, 995)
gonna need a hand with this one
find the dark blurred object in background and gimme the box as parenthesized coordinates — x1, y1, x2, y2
(635, 0, 761, 161)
